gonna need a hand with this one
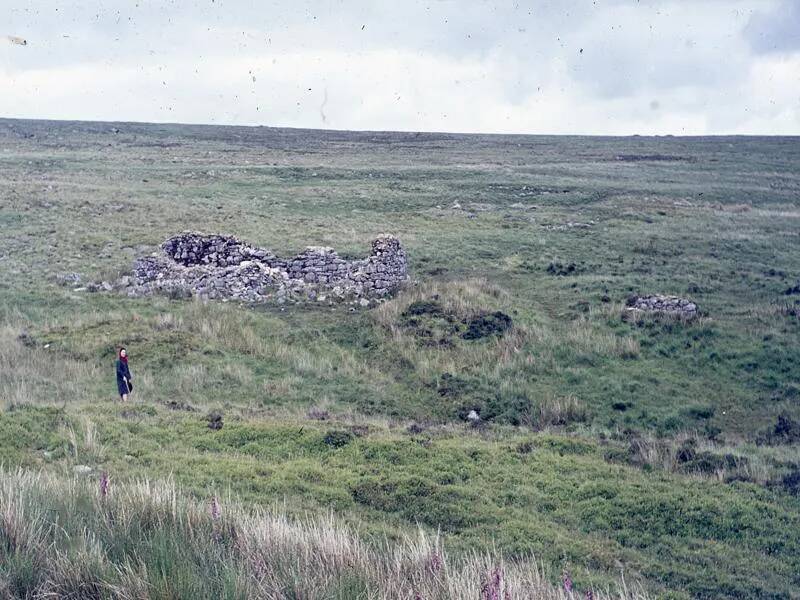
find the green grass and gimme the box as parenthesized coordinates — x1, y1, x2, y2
(2, 403, 799, 598)
(4, 469, 624, 600)
(1, 118, 800, 598)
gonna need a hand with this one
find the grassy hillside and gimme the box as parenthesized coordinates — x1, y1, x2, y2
(1, 118, 799, 598)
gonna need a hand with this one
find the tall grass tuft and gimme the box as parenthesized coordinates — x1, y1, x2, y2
(538, 395, 589, 428)
(0, 324, 100, 408)
(0, 469, 648, 599)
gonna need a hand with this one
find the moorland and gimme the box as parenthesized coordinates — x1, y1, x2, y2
(1, 118, 799, 599)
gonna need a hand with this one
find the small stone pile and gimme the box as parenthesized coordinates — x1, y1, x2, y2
(121, 232, 409, 306)
(626, 294, 698, 317)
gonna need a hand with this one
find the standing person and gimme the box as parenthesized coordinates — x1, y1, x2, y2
(116, 347, 133, 401)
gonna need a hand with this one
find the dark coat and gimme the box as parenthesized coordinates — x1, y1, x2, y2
(116, 359, 132, 395)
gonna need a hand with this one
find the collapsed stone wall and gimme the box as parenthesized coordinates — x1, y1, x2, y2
(626, 294, 698, 317)
(121, 232, 408, 305)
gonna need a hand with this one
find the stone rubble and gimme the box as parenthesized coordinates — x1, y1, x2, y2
(120, 232, 409, 306)
(626, 294, 698, 316)
(55, 272, 82, 286)
(542, 220, 595, 231)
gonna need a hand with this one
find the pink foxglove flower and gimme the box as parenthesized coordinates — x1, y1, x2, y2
(99, 471, 110, 498)
(480, 567, 504, 600)
(428, 551, 443, 574)
(563, 571, 573, 593)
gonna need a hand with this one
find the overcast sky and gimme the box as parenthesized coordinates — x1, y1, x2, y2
(2, 0, 799, 135)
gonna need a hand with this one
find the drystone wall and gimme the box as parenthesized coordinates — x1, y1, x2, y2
(626, 294, 698, 317)
(122, 232, 408, 305)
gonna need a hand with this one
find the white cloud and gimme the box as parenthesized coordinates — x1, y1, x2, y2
(1, 0, 798, 134)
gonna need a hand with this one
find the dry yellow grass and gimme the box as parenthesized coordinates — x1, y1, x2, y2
(0, 468, 649, 600)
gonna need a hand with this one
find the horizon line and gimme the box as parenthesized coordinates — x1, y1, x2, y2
(2, 115, 799, 139)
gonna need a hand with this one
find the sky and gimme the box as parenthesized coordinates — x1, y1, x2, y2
(2, 0, 799, 135)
